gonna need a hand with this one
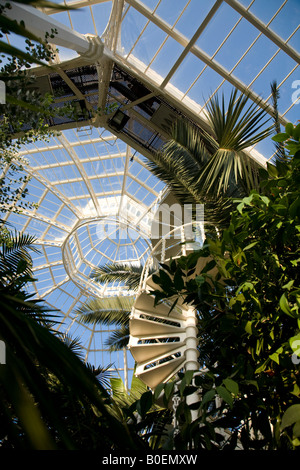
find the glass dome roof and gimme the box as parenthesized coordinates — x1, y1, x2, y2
(3, 0, 300, 381)
(4, 128, 165, 378)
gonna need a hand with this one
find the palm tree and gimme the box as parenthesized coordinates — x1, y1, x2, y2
(77, 88, 274, 339)
(77, 293, 135, 350)
(0, 228, 143, 450)
(146, 89, 274, 229)
(91, 263, 145, 291)
(76, 263, 152, 350)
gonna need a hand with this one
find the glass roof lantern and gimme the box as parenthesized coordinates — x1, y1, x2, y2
(2, 0, 299, 380)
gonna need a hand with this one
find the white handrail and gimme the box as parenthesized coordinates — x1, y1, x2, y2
(139, 221, 205, 293)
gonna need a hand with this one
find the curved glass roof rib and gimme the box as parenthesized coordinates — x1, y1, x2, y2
(3, 0, 299, 379)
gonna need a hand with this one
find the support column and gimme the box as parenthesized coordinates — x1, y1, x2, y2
(1, 1, 103, 59)
(185, 307, 199, 422)
(123, 347, 128, 392)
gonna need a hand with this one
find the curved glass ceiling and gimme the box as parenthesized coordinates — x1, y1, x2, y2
(5, 126, 165, 377)
(3, 0, 300, 379)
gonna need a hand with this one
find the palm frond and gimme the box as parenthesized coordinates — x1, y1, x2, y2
(198, 147, 261, 197)
(0, 230, 39, 286)
(146, 89, 272, 218)
(270, 80, 287, 162)
(76, 295, 135, 326)
(0, 292, 138, 450)
(59, 334, 85, 360)
(110, 373, 148, 407)
(91, 263, 145, 291)
(86, 363, 116, 389)
(197, 90, 273, 196)
(205, 89, 273, 151)
(105, 324, 129, 351)
(146, 120, 211, 204)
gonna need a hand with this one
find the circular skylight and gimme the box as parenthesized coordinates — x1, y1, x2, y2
(62, 215, 151, 297)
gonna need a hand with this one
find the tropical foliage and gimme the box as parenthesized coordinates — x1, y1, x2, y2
(77, 263, 155, 350)
(0, 230, 149, 450)
(91, 263, 145, 291)
(0, 0, 71, 61)
(109, 373, 172, 450)
(0, 1, 81, 214)
(0, 3, 149, 449)
(77, 293, 135, 351)
(146, 123, 300, 450)
(1, 4, 295, 449)
(146, 89, 274, 229)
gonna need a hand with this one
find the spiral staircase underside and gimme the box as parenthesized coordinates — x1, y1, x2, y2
(128, 192, 218, 389)
(129, 289, 191, 389)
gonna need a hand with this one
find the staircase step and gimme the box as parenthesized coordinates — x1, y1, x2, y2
(134, 292, 185, 319)
(129, 317, 184, 337)
(136, 354, 186, 389)
(129, 340, 185, 363)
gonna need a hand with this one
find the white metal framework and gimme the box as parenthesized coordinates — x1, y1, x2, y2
(3, 0, 300, 382)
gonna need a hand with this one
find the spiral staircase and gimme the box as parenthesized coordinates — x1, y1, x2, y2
(128, 193, 215, 390)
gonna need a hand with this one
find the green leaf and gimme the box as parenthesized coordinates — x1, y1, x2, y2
(272, 132, 289, 143)
(136, 391, 153, 418)
(164, 381, 175, 403)
(195, 275, 205, 286)
(285, 122, 294, 136)
(289, 334, 300, 356)
(243, 241, 258, 251)
(292, 123, 300, 140)
(245, 321, 253, 335)
(269, 346, 283, 364)
(0, 40, 47, 66)
(168, 297, 179, 314)
(293, 421, 300, 438)
(289, 197, 300, 218)
(201, 259, 217, 273)
(281, 405, 300, 430)
(151, 274, 161, 286)
(283, 280, 294, 290)
(259, 195, 270, 206)
(184, 370, 195, 386)
(159, 269, 172, 285)
(240, 281, 254, 291)
(267, 162, 278, 177)
(223, 378, 239, 396)
(243, 380, 259, 390)
(279, 293, 294, 317)
(216, 385, 233, 407)
(173, 268, 184, 291)
(255, 359, 270, 374)
(153, 383, 164, 401)
(5, 95, 46, 112)
(201, 389, 215, 407)
(159, 263, 171, 273)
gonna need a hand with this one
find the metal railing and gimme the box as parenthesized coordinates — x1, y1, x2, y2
(140, 221, 205, 292)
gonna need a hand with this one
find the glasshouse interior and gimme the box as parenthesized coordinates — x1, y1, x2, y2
(0, 0, 299, 452)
